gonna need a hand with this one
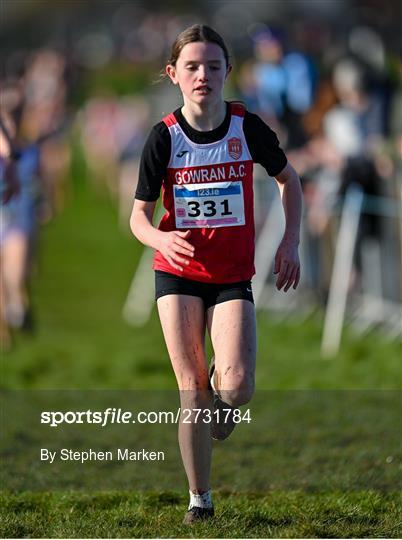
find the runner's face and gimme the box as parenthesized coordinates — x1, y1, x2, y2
(167, 41, 230, 105)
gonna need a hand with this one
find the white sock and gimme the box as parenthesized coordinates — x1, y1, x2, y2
(188, 489, 213, 509)
(210, 371, 217, 393)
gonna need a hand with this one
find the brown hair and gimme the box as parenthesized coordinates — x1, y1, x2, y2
(157, 24, 230, 83)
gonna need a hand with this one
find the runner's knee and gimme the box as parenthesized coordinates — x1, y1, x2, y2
(222, 385, 254, 407)
(218, 372, 255, 407)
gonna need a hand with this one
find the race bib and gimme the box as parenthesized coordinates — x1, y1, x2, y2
(173, 181, 245, 228)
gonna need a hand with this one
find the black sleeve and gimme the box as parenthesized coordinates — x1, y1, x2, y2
(135, 122, 171, 201)
(243, 111, 287, 177)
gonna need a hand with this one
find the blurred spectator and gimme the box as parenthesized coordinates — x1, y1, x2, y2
(79, 97, 120, 194)
(251, 27, 315, 148)
(79, 95, 149, 228)
(304, 54, 389, 297)
(21, 49, 70, 221)
(252, 29, 287, 130)
(236, 59, 260, 112)
(116, 96, 150, 230)
(325, 58, 384, 206)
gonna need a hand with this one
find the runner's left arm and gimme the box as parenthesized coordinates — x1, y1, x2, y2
(273, 162, 302, 292)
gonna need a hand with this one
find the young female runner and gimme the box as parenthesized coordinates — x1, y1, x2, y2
(130, 24, 302, 524)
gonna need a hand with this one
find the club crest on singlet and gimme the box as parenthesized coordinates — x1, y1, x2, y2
(228, 137, 242, 160)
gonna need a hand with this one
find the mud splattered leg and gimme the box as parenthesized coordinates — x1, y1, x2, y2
(157, 294, 212, 493)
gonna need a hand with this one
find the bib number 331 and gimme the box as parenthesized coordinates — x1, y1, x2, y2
(174, 181, 245, 228)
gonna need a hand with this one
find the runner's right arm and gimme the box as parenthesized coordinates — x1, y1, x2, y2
(130, 199, 194, 272)
(130, 123, 194, 272)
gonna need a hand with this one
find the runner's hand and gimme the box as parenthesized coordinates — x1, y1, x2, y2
(274, 237, 300, 292)
(158, 230, 194, 272)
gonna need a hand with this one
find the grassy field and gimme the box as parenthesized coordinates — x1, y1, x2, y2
(1, 175, 401, 538)
(2, 490, 401, 538)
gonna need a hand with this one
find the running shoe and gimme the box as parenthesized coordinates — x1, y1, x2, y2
(183, 506, 214, 524)
(209, 357, 237, 441)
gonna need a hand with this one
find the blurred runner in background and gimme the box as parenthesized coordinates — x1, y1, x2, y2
(0, 106, 40, 347)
